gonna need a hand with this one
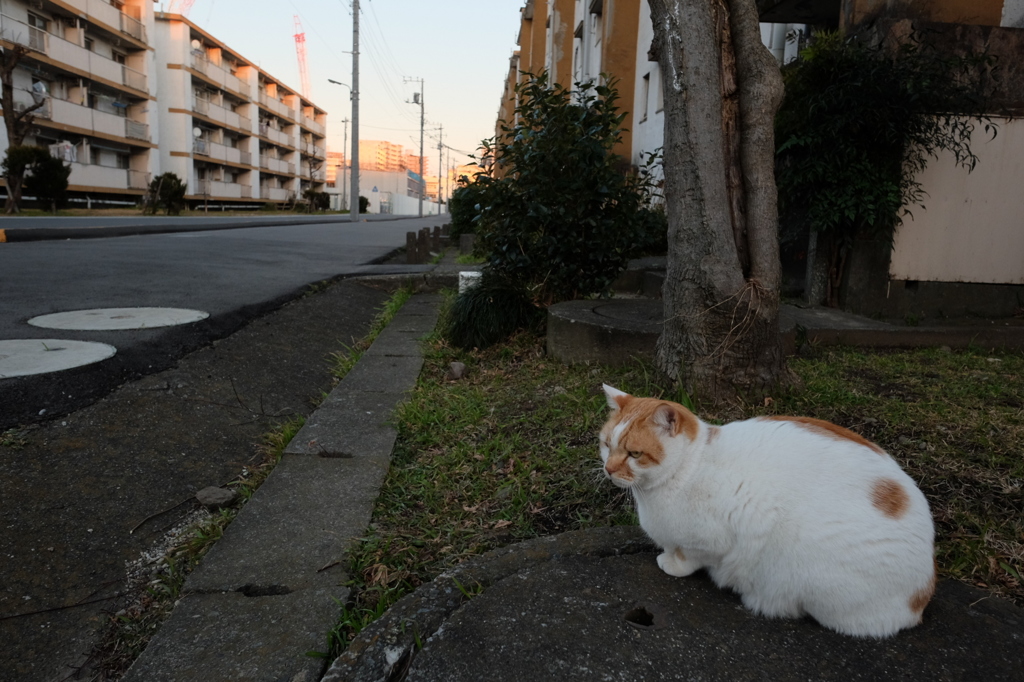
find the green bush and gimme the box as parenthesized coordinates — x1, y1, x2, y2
(359, 195, 370, 213)
(474, 72, 662, 305)
(303, 189, 330, 212)
(441, 273, 543, 350)
(145, 172, 187, 215)
(28, 150, 71, 213)
(775, 31, 992, 304)
(448, 179, 488, 240)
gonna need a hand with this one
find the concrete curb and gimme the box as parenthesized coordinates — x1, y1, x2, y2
(0, 215, 411, 243)
(120, 293, 440, 682)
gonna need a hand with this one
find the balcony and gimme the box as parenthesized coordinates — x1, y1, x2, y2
(260, 185, 291, 202)
(121, 6, 146, 42)
(258, 122, 292, 147)
(300, 114, 325, 137)
(193, 98, 251, 133)
(1, 16, 151, 94)
(12, 88, 150, 143)
(257, 91, 296, 121)
(258, 154, 292, 175)
(128, 169, 150, 190)
(68, 162, 140, 191)
(190, 52, 250, 99)
(302, 141, 325, 158)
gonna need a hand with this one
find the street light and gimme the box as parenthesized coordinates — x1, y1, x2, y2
(328, 78, 358, 221)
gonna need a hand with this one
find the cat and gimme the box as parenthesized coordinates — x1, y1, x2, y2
(599, 384, 936, 638)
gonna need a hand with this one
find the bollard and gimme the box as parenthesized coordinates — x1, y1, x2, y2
(406, 232, 418, 264)
(459, 233, 476, 255)
(417, 228, 430, 262)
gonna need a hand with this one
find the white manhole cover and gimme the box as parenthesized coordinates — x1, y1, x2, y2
(0, 339, 117, 378)
(28, 308, 209, 331)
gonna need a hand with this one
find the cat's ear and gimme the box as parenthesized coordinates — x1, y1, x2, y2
(652, 403, 696, 439)
(603, 384, 629, 411)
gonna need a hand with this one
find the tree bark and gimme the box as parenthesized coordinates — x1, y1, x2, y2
(649, 0, 791, 405)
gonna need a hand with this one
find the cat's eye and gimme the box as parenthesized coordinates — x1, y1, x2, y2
(627, 450, 642, 459)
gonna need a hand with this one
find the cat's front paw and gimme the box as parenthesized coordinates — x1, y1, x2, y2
(657, 548, 700, 578)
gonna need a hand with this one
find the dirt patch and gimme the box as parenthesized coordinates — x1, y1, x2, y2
(0, 279, 391, 682)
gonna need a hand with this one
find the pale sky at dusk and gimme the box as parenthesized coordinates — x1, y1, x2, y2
(158, 1, 525, 174)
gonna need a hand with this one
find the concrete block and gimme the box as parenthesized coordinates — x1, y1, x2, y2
(121, 586, 342, 682)
(284, 390, 406, 458)
(338, 355, 424, 394)
(186, 454, 388, 592)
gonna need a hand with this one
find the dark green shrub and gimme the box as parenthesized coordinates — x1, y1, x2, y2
(303, 189, 330, 212)
(441, 272, 543, 350)
(359, 195, 370, 213)
(776, 31, 993, 305)
(28, 150, 71, 213)
(474, 71, 662, 305)
(146, 172, 187, 215)
(448, 179, 488, 239)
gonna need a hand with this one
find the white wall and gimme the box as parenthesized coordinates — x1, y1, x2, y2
(889, 116, 1024, 285)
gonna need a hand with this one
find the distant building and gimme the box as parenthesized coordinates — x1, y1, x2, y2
(154, 12, 327, 204)
(0, 3, 325, 207)
(0, 0, 156, 204)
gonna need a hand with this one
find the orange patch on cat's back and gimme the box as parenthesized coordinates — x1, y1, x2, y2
(764, 416, 887, 456)
(871, 477, 910, 519)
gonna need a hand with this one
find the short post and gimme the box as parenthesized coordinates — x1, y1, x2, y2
(459, 233, 476, 255)
(417, 228, 430, 262)
(432, 226, 441, 251)
(406, 231, 417, 264)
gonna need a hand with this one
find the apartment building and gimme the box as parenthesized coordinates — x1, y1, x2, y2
(0, 0, 155, 202)
(153, 12, 327, 204)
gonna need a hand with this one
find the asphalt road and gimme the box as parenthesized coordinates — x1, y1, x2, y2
(0, 215, 439, 429)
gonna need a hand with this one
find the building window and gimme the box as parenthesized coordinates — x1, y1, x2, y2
(113, 52, 126, 65)
(84, 37, 94, 52)
(116, 154, 129, 170)
(90, 148, 102, 165)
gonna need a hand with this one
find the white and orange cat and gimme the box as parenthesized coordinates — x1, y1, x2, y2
(600, 385, 936, 638)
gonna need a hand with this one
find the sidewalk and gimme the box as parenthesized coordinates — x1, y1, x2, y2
(123, 254, 1024, 681)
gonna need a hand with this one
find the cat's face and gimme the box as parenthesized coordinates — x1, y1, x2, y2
(599, 385, 698, 490)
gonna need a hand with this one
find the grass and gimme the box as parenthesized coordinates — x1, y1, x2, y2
(455, 253, 485, 265)
(322, 327, 1024, 658)
(329, 285, 412, 380)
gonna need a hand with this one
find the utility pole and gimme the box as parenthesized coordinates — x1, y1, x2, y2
(350, 0, 360, 222)
(340, 117, 349, 211)
(437, 125, 443, 213)
(405, 76, 424, 217)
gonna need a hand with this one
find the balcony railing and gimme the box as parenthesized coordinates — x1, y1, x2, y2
(193, 138, 209, 155)
(190, 52, 250, 99)
(121, 6, 146, 42)
(240, 150, 252, 166)
(196, 178, 212, 196)
(11, 87, 150, 143)
(0, 15, 47, 52)
(193, 97, 209, 115)
(123, 65, 146, 92)
(241, 185, 252, 198)
(125, 119, 149, 141)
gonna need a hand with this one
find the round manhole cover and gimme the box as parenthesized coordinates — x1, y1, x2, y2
(0, 339, 117, 378)
(28, 308, 209, 331)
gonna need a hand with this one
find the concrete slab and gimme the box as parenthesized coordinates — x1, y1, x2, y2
(324, 527, 1024, 682)
(361, 328, 428, 358)
(0, 338, 117, 378)
(284, 390, 405, 458)
(547, 300, 663, 365)
(120, 587, 340, 682)
(338, 355, 425, 394)
(27, 307, 209, 331)
(186, 454, 388, 593)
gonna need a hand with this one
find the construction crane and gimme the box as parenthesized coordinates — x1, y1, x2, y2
(293, 15, 311, 100)
(167, 0, 198, 16)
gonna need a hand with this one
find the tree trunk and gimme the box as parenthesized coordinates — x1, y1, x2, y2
(649, 0, 791, 405)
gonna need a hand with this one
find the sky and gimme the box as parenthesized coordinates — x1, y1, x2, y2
(160, 0, 525, 175)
